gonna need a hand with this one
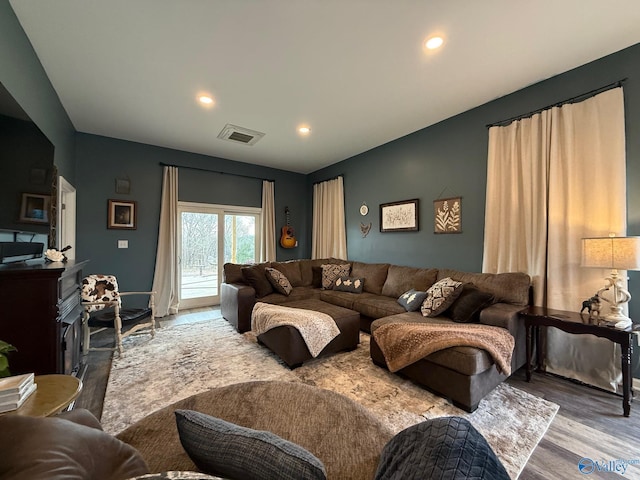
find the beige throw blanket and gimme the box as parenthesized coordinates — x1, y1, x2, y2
(373, 322, 515, 375)
(251, 302, 340, 357)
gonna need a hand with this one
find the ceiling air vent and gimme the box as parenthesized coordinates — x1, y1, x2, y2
(217, 124, 265, 146)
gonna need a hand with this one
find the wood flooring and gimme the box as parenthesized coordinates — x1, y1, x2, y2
(75, 307, 640, 480)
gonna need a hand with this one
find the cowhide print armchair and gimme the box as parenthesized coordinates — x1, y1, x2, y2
(81, 274, 156, 355)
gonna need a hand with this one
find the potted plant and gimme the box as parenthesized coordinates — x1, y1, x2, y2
(0, 340, 16, 378)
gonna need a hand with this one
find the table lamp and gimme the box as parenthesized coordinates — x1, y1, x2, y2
(581, 236, 640, 329)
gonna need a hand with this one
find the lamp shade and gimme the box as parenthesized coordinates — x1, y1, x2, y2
(581, 236, 640, 270)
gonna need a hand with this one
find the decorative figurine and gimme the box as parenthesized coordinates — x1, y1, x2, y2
(580, 294, 601, 319)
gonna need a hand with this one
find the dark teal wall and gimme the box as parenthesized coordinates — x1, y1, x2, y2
(309, 43, 640, 376)
(0, 1, 75, 181)
(75, 133, 308, 294)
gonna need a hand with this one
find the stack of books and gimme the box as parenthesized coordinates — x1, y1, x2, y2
(0, 373, 37, 413)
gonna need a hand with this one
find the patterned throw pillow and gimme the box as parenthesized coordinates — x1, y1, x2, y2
(333, 276, 364, 293)
(321, 264, 351, 289)
(420, 277, 463, 317)
(265, 267, 293, 296)
(397, 289, 428, 312)
(175, 410, 327, 480)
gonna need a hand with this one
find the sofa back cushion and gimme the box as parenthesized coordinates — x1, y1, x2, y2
(351, 262, 390, 295)
(271, 260, 303, 287)
(381, 265, 439, 298)
(437, 269, 531, 306)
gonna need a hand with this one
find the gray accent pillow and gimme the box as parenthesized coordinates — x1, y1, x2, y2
(175, 410, 327, 480)
(333, 276, 364, 293)
(397, 289, 428, 312)
(420, 277, 463, 317)
(265, 267, 293, 296)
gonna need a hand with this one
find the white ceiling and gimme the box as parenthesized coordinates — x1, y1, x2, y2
(10, 1, 640, 174)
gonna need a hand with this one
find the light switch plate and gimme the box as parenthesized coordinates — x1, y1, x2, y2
(118, 240, 128, 249)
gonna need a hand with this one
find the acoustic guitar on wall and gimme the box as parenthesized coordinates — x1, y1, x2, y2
(280, 207, 297, 248)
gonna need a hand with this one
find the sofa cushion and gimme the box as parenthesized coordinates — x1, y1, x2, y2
(381, 265, 438, 298)
(446, 284, 495, 323)
(321, 264, 351, 289)
(352, 294, 406, 319)
(421, 277, 463, 317)
(175, 409, 327, 480)
(397, 289, 428, 312)
(0, 409, 149, 480)
(374, 417, 509, 480)
(261, 286, 322, 305)
(265, 267, 293, 296)
(351, 262, 390, 295)
(272, 261, 303, 287)
(242, 264, 274, 298)
(334, 276, 364, 293)
(437, 269, 531, 306)
(319, 289, 358, 310)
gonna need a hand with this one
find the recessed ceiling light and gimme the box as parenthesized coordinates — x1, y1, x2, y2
(298, 126, 311, 135)
(198, 95, 214, 105)
(425, 36, 444, 50)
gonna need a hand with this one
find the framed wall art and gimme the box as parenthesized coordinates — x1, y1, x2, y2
(19, 193, 51, 224)
(434, 197, 462, 234)
(380, 199, 419, 232)
(108, 199, 137, 230)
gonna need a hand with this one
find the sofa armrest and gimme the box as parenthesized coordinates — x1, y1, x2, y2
(221, 282, 256, 333)
(479, 303, 527, 370)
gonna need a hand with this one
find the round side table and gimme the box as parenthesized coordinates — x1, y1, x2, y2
(3, 374, 82, 417)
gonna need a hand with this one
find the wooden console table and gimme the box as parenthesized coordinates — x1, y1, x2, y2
(519, 305, 634, 417)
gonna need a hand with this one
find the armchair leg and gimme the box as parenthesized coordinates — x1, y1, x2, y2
(114, 304, 124, 356)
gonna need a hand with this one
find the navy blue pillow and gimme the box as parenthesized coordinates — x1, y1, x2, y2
(397, 289, 428, 312)
(375, 417, 510, 480)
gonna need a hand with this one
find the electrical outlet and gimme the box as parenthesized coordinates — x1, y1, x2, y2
(118, 240, 128, 249)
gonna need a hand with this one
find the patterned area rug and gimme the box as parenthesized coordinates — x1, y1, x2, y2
(102, 317, 559, 479)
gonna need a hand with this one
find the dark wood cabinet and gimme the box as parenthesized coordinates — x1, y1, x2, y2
(0, 259, 88, 376)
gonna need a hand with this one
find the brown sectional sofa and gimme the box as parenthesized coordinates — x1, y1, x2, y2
(221, 258, 531, 411)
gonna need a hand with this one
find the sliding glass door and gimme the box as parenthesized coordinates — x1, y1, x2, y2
(178, 202, 260, 308)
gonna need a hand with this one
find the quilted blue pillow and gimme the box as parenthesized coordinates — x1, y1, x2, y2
(374, 417, 510, 480)
(175, 410, 326, 480)
(397, 289, 428, 312)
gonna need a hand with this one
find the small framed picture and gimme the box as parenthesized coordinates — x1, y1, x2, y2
(19, 193, 51, 224)
(380, 199, 419, 232)
(108, 199, 137, 230)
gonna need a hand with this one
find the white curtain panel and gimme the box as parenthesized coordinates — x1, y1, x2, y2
(311, 176, 347, 260)
(260, 180, 276, 262)
(151, 166, 180, 317)
(483, 88, 626, 392)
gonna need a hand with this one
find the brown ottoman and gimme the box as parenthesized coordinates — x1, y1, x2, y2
(256, 299, 360, 368)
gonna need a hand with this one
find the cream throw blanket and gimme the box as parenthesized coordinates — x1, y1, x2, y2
(373, 322, 514, 375)
(251, 302, 340, 357)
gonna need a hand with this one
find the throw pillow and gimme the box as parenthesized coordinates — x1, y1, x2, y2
(241, 265, 274, 298)
(311, 266, 323, 288)
(175, 410, 327, 480)
(265, 267, 293, 296)
(374, 417, 510, 480)
(446, 283, 495, 323)
(397, 289, 428, 312)
(321, 264, 351, 289)
(420, 277, 463, 317)
(333, 276, 364, 293)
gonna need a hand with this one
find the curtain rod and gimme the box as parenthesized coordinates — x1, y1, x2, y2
(486, 78, 627, 128)
(312, 174, 343, 186)
(159, 162, 274, 182)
